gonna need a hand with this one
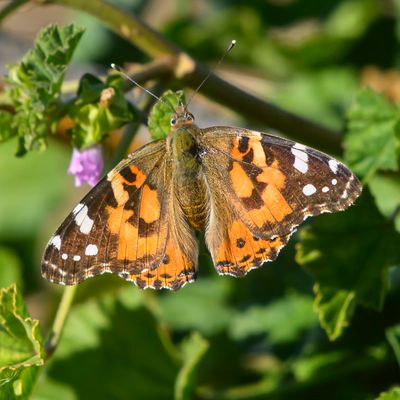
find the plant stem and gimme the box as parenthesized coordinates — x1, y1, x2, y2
(0, 0, 29, 24)
(39, 0, 342, 154)
(44, 285, 78, 358)
(182, 65, 342, 154)
(39, 0, 179, 57)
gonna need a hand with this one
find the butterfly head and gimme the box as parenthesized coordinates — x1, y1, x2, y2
(170, 100, 195, 130)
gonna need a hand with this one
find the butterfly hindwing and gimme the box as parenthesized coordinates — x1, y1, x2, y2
(41, 140, 198, 290)
(204, 181, 292, 276)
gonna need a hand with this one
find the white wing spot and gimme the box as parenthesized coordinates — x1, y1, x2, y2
(73, 203, 85, 215)
(80, 217, 94, 235)
(291, 143, 308, 174)
(322, 186, 330, 193)
(74, 204, 94, 235)
(332, 178, 338, 185)
(85, 244, 98, 256)
(73, 255, 81, 261)
(50, 235, 61, 250)
(303, 184, 317, 196)
(61, 253, 68, 260)
(329, 159, 339, 174)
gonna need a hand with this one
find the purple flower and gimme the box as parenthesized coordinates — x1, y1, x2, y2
(67, 144, 104, 187)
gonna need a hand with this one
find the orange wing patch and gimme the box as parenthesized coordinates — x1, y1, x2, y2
(105, 164, 167, 269)
(127, 236, 196, 290)
(229, 161, 254, 198)
(213, 219, 290, 277)
(231, 135, 266, 165)
(109, 165, 146, 206)
(228, 135, 293, 230)
(105, 204, 166, 264)
(139, 184, 161, 223)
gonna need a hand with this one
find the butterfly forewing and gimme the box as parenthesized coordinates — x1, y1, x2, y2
(42, 140, 198, 290)
(199, 127, 361, 238)
(198, 127, 361, 275)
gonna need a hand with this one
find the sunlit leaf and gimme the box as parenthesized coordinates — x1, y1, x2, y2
(376, 387, 400, 400)
(148, 90, 185, 140)
(6, 24, 84, 156)
(296, 192, 400, 340)
(344, 88, 400, 181)
(68, 74, 135, 148)
(0, 284, 44, 400)
(369, 174, 400, 233)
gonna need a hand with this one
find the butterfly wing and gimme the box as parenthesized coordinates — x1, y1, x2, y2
(42, 140, 197, 290)
(198, 127, 361, 276)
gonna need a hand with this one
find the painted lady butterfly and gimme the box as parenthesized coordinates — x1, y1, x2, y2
(42, 100, 361, 290)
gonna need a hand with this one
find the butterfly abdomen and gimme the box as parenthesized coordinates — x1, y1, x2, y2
(172, 127, 208, 230)
(174, 176, 208, 230)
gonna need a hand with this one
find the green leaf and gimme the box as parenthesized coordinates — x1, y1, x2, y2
(148, 90, 185, 140)
(228, 292, 317, 344)
(68, 74, 135, 148)
(344, 88, 400, 181)
(34, 287, 179, 400)
(158, 278, 234, 336)
(6, 24, 85, 155)
(175, 332, 209, 400)
(313, 287, 355, 340)
(0, 111, 15, 142)
(369, 174, 400, 233)
(376, 387, 400, 400)
(386, 324, 400, 368)
(0, 284, 45, 400)
(296, 191, 400, 340)
(0, 247, 22, 289)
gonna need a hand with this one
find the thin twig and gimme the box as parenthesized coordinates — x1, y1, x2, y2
(39, 0, 179, 57)
(182, 64, 342, 154)
(0, 0, 29, 24)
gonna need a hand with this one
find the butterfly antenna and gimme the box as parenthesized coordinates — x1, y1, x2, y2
(186, 39, 236, 109)
(111, 63, 175, 112)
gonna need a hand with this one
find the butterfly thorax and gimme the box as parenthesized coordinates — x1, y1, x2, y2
(169, 107, 208, 230)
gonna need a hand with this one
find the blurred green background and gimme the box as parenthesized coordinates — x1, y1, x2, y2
(1, 0, 400, 399)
